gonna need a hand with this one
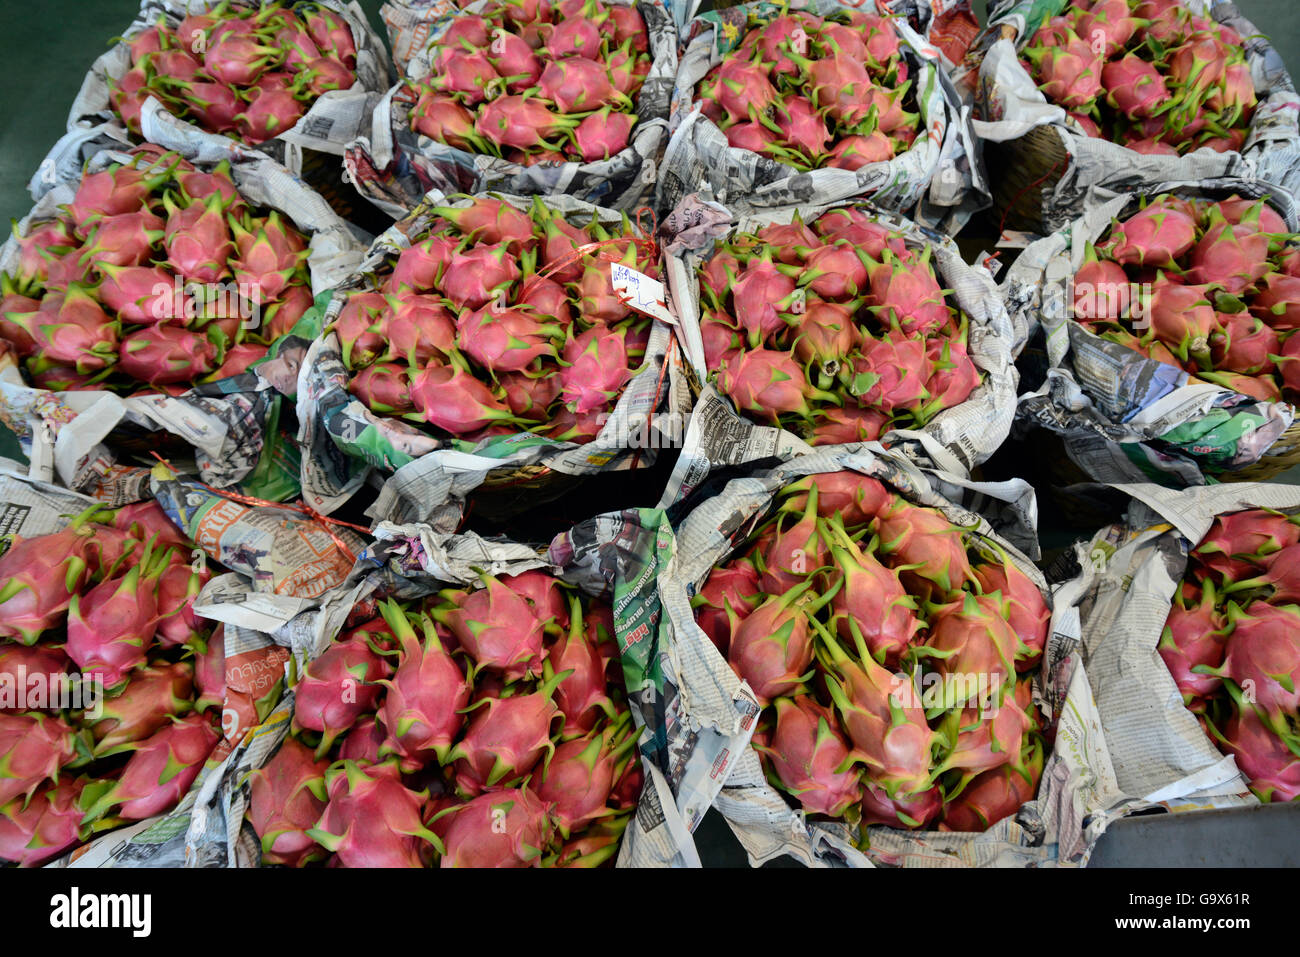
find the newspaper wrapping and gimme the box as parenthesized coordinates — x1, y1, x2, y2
(345, 0, 677, 219)
(4, 137, 366, 505)
(955, 0, 1300, 233)
(656, 0, 983, 234)
(1007, 181, 1296, 485)
(295, 191, 692, 528)
(643, 407, 1118, 866)
(660, 194, 1020, 480)
(1038, 481, 1300, 861)
(42, 463, 373, 868)
(53, 0, 393, 180)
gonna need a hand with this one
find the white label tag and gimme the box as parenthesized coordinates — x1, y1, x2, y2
(610, 263, 674, 324)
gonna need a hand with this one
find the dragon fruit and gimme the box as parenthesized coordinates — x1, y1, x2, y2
(940, 737, 1043, 831)
(727, 581, 832, 705)
(971, 554, 1051, 670)
(0, 519, 94, 643)
(293, 635, 391, 756)
(932, 691, 1035, 789)
(692, 561, 762, 656)
(0, 777, 85, 866)
(867, 249, 951, 336)
(84, 713, 219, 821)
(1102, 55, 1171, 118)
(411, 359, 520, 435)
(247, 736, 329, 867)
(161, 193, 233, 284)
(1199, 601, 1300, 733)
(434, 572, 550, 681)
(230, 211, 307, 303)
(1208, 706, 1300, 803)
(921, 593, 1019, 705)
(1106, 203, 1198, 267)
(439, 787, 555, 867)
(549, 595, 615, 733)
(860, 781, 942, 829)
(376, 603, 470, 770)
(309, 760, 441, 868)
(118, 326, 220, 386)
(1158, 579, 1227, 708)
(875, 498, 973, 596)
(718, 349, 838, 424)
(65, 543, 168, 688)
(1186, 211, 1272, 294)
(824, 520, 919, 669)
(532, 717, 633, 835)
(446, 669, 567, 795)
(754, 696, 862, 817)
(754, 484, 830, 595)
(1024, 30, 1104, 108)
(88, 661, 193, 756)
(0, 712, 77, 808)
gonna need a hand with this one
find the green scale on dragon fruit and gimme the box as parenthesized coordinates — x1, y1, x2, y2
(332, 193, 656, 447)
(0, 502, 226, 867)
(1019, 0, 1260, 157)
(247, 574, 642, 867)
(693, 469, 1051, 837)
(1071, 192, 1300, 406)
(0, 147, 315, 395)
(106, 2, 362, 146)
(692, 4, 921, 172)
(1158, 505, 1300, 804)
(698, 205, 983, 447)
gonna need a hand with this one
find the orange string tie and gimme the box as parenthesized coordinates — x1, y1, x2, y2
(149, 451, 369, 564)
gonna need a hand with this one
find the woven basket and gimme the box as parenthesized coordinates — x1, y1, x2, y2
(986, 125, 1070, 235)
(1221, 419, 1300, 482)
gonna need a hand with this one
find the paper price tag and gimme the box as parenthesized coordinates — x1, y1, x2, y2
(610, 263, 674, 324)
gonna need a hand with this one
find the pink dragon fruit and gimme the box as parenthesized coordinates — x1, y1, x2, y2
(972, 555, 1051, 670)
(439, 244, 521, 309)
(1077, 0, 1142, 56)
(1208, 706, 1300, 803)
(154, 560, 210, 647)
(118, 326, 220, 385)
(781, 471, 892, 528)
(818, 625, 935, 798)
(389, 235, 459, 296)
(1146, 277, 1218, 364)
(0, 644, 69, 712)
(691, 560, 762, 656)
(1223, 543, 1300, 605)
(1106, 202, 1198, 267)
(1186, 211, 1272, 294)
(775, 96, 831, 159)
(1102, 54, 1171, 119)
(826, 133, 895, 170)
(940, 737, 1043, 831)
(0, 521, 94, 643)
(1157, 579, 1227, 708)
(0, 712, 77, 808)
(755, 484, 830, 595)
(718, 349, 837, 424)
(532, 718, 633, 835)
(475, 95, 579, 151)
(89, 661, 194, 756)
(1024, 30, 1104, 108)
(350, 362, 413, 413)
(801, 242, 869, 301)
(309, 760, 440, 868)
(161, 193, 234, 284)
(1199, 601, 1300, 733)
(65, 158, 170, 235)
(1251, 273, 1300, 330)
(573, 107, 636, 162)
(731, 249, 797, 345)
(204, 32, 281, 86)
(65, 543, 168, 688)
(754, 696, 862, 817)
(376, 604, 470, 770)
(1211, 313, 1279, 375)
(412, 91, 483, 150)
(434, 572, 550, 681)
(447, 670, 568, 795)
(0, 776, 85, 866)
(932, 691, 1035, 788)
(247, 736, 330, 867)
(95, 264, 182, 325)
(16, 288, 119, 374)
(439, 787, 555, 868)
(860, 781, 942, 829)
(866, 249, 951, 335)
(78, 209, 165, 268)
(825, 523, 919, 669)
(411, 359, 519, 435)
(850, 332, 932, 416)
(84, 713, 220, 821)
(921, 593, 1019, 704)
(230, 211, 307, 303)
(302, 5, 356, 67)
(292, 635, 391, 756)
(548, 596, 615, 734)
(727, 581, 832, 705)
(338, 716, 386, 767)
(558, 323, 633, 415)
(458, 303, 561, 374)
(810, 404, 889, 445)
(1074, 245, 1132, 322)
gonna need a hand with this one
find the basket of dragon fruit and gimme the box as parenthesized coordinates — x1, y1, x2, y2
(345, 0, 676, 218)
(669, 197, 1019, 478)
(1006, 186, 1300, 483)
(0, 500, 229, 867)
(657, 0, 959, 220)
(656, 443, 1094, 866)
(70, 1, 391, 175)
(295, 190, 687, 527)
(962, 0, 1300, 236)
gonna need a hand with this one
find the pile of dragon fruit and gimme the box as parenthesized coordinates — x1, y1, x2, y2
(110, 1, 357, 143)
(1022, 0, 1255, 156)
(337, 194, 654, 444)
(697, 8, 919, 171)
(406, 0, 651, 165)
(248, 573, 641, 867)
(693, 471, 1051, 833)
(0, 148, 313, 394)
(699, 206, 981, 445)
(1158, 507, 1300, 804)
(1072, 193, 1300, 404)
(0, 504, 224, 867)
